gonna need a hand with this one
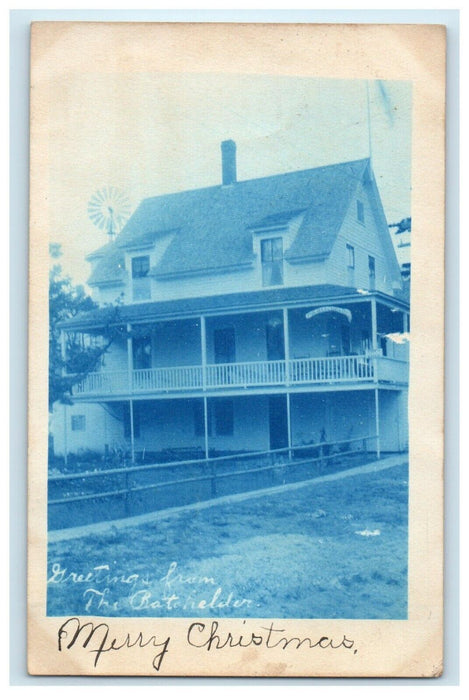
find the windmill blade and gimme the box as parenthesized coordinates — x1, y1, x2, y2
(88, 186, 131, 237)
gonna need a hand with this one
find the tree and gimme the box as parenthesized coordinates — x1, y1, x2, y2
(49, 244, 121, 410)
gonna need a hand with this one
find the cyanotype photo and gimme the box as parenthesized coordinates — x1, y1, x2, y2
(29, 23, 445, 676)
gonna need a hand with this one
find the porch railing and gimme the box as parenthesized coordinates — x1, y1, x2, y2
(289, 355, 373, 383)
(205, 359, 287, 387)
(133, 365, 203, 392)
(73, 354, 407, 397)
(376, 356, 409, 384)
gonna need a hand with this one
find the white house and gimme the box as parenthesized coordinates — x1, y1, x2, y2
(52, 141, 409, 462)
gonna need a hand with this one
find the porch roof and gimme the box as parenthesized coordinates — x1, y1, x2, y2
(59, 284, 409, 331)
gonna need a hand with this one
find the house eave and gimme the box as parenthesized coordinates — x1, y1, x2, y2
(88, 279, 125, 289)
(285, 254, 328, 264)
(58, 286, 408, 333)
(152, 260, 255, 280)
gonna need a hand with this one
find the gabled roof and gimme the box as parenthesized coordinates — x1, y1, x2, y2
(85, 241, 114, 261)
(117, 228, 178, 251)
(87, 158, 370, 285)
(88, 247, 126, 286)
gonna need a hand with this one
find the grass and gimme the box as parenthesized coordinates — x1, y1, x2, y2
(47, 462, 408, 620)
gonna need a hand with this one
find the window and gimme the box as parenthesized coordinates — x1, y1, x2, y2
(123, 403, 141, 439)
(368, 255, 376, 281)
(261, 237, 284, 286)
(131, 255, 151, 301)
(357, 199, 365, 223)
(71, 415, 86, 431)
(346, 244, 355, 269)
(214, 399, 234, 436)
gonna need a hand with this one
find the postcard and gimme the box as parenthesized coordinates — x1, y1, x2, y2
(28, 22, 445, 676)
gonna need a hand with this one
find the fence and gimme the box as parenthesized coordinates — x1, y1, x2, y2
(48, 435, 378, 529)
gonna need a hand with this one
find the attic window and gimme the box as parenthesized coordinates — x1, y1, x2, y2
(261, 237, 284, 287)
(357, 200, 365, 224)
(131, 255, 151, 301)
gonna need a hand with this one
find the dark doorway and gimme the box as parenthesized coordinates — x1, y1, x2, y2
(133, 336, 152, 369)
(341, 323, 351, 355)
(266, 321, 285, 360)
(214, 327, 236, 364)
(268, 395, 289, 450)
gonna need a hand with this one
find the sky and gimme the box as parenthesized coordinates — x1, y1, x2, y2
(48, 74, 412, 287)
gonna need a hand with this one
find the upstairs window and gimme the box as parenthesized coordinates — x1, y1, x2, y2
(131, 255, 151, 301)
(346, 244, 355, 269)
(261, 237, 284, 286)
(357, 199, 365, 224)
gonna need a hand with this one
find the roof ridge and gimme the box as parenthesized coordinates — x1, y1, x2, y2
(139, 157, 371, 204)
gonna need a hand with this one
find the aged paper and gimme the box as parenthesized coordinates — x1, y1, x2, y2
(29, 22, 445, 676)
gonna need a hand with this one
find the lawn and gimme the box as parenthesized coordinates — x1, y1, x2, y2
(47, 462, 408, 620)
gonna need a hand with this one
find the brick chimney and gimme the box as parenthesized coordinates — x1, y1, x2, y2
(221, 140, 237, 186)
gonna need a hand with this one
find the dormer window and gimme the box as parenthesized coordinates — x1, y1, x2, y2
(131, 255, 151, 301)
(261, 237, 284, 286)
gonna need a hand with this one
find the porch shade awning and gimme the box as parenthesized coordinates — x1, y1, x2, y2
(305, 306, 353, 323)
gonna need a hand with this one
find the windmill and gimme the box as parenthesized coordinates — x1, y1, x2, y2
(87, 186, 131, 241)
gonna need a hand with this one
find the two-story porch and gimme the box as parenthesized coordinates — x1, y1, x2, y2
(57, 285, 409, 460)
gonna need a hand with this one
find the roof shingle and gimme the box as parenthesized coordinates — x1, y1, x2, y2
(87, 158, 370, 285)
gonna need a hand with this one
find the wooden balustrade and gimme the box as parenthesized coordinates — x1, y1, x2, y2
(72, 354, 407, 397)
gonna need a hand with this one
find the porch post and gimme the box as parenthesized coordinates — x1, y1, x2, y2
(283, 307, 290, 385)
(371, 297, 379, 382)
(371, 298, 378, 351)
(203, 396, 209, 460)
(200, 315, 207, 390)
(403, 311, 410, 333)
(201, 317, 210, 461)
(374, 388, 381, 459)
(128, 400, 135, 465)
(286, 392, 292, 461)
(126, 323, 135, 464)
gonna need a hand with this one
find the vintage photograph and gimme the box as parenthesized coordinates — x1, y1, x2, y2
(28, 22, 445, 677)
(46, 72, 411, 621)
